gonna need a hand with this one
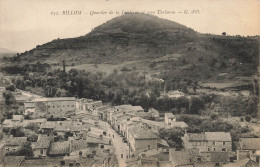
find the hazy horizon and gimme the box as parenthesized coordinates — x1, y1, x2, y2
(0, 0, 259, 53)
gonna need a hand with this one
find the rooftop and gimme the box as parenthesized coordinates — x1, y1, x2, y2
(130, 128, 158, 139)
(165, 113, 175, 118)
(12, 115, 24, 121)
(205, 132, 231, 141)
(32, 97, 75, 102)
(239, 138, 260, 150)
(48, 141, 70, 155)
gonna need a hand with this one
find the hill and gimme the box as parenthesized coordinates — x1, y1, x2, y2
(1, 13, 259, 84)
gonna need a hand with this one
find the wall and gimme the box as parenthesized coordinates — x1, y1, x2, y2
(33, 148, 47, 158)
(207, 141, 232, 152)
(0, 143, 5, 167)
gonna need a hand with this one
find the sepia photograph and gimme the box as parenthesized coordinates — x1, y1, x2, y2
(0, 0, 259, 166)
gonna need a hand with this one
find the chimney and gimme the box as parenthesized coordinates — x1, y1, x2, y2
(236, 150, 239, 160)
(63, 60, 66, 72)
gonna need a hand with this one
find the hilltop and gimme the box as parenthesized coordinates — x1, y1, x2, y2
(1, 13, 259, 85)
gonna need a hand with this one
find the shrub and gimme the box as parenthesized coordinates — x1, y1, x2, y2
(245, 115, 251, 122)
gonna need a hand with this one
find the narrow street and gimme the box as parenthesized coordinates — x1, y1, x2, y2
(100, 121, 129, 167)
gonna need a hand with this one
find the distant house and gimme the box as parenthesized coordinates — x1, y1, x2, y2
(239, 138, 260, 153)
(182, 132, 232, 152)
(238, 138, 260, 161)
(128, 127, 158, 155)
(32, 135, 51, 158)
(12, 115, 24, 122)
(48, 141, 70, 156)
(164, 113, 176, 125)
(0, 142, 5, 166)
(170, 148, 230, 167)
(32, 97, 76, 118)
(5, 136, 27, 154)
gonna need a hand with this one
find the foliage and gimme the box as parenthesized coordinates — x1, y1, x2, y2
(245, 115, 251, 122)
(159, 128, 184, 148)
(5, 84, 16, 91)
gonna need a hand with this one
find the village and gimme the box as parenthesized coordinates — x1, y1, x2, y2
(0, 88, 259, 167)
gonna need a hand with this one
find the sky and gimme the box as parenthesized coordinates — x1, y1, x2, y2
(0, 0, 259, 53)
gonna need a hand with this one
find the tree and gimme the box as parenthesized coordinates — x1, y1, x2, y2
(245, 115, 251, 122)
(18, 142, 33, 157)
(159, 128, 184, 148)
(5, 84, 16, 91)
(222, 32, 226, 36)
(3, 91, 16, 105)
(188, 97, 205, 114)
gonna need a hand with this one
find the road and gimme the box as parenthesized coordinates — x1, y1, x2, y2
(100, 121, 129, 167)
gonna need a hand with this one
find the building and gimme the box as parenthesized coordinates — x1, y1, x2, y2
(128, 127, 158, 155)
(12, 115, 24, 122)
(5, 136, 27, 154)
(238, 138, 260, 161)
(32, 97, 76, 118)
(0, 142, 5, 167)
(32, 135, 51, 158)
(182, 132, 232, 152)
(165, 113, 176, 125)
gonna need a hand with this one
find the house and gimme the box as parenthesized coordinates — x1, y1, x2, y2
(238, 138, 260, 161)
(0, 142, 5, 167)
(165, 113, 176, 125)
(169, 149, 199, 167)
(128, 127, 158, 155)
(5, 136, 27, 154)
(239, 138, 260, 153)
(48, 141, 70, 156)
(32, 135, 51, 158)
(182, 132, 232, 152)
(12, 115, 24, 122)
(32, 97, 76, 118)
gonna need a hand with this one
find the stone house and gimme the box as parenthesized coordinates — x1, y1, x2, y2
(32, 135, 52, 158)
(164, 113, 176, 125)
(128, 127, 158, 155)
(32, 97, 76, 118)
(182, 132, 232, 152)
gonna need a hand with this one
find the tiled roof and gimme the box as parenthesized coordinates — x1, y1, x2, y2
(86, 136, 110, 145)
(130, 128, 157, 139)
(32, 97, 75, 102)
(48, 141, 70, 155)
(205, 132, 231, 141)
(12, 115, 24, 121)
(32, 140, 50, 149)
(165, 113, 175, 118)
(239, 138, 260, 150)
(209, 152, 230, 162)
(169, 149, 194, 166)
(188, 133, 206, 141)
(6, 137, 27, 146)
(171, 121, 188, 128)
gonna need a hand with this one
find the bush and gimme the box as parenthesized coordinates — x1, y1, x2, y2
(5, 84, 16, 91)
(245, 115, 251, 122)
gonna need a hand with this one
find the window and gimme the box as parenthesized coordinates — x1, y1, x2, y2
(72, 105, 74, 107)
(40, 150, 44, 154)
(53, 106, 55, 108)
(213, 148, 216, 151)
(148, 145, 151, 150)
(213, 141, 215, 145)
(67, 105, 69, 107)
(222, 148, 227, 152)
(197, 158, 201, 162)
(208, 148, 210, 151)
(223, 142, 225, 145)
